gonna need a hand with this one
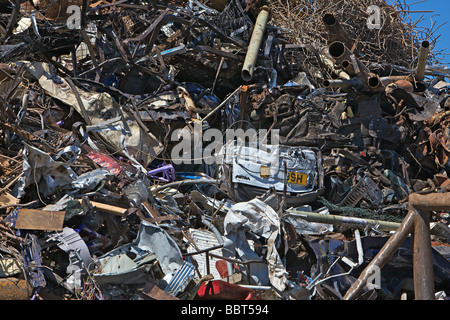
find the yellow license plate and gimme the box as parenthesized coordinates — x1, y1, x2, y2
(286, 171, 307, 185)
(260, 166, 307, 185)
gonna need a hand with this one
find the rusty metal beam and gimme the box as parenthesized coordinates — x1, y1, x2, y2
(344, 192, 449, 300)
(413, 209, 435, 299)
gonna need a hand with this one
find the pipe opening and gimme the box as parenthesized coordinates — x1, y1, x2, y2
(329, 41, 345, 58)
(414, 81, 427, 93)
(241, 69, 252, 82)
(341, 60, 350, 69)
(323, 13, 336, 26)
(323, 80, 330, 87)
(368, 76, 380, 88)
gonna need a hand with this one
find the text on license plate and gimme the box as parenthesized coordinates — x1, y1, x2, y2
(259, 166, 307, 185)
(286, 171, 307, 185)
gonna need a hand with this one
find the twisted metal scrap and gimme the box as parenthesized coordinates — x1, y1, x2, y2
(268, 0, 443, 86)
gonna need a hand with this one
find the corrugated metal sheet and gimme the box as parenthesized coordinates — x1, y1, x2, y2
(164, 261, 195, 296)
(187, 228, 223, 279)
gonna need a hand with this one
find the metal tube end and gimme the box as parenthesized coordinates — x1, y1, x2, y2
(329, 41, 345, 58)
(241, 69, 252, 82)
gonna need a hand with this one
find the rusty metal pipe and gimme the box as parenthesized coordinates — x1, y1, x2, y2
(323, 78, 363, 89)
(414, 81, 427, 93)
(341, 60, 351, 70)
(318, 50, 350, 80)
(241, 7, 270, 82)
(329, 41, 351, 63)
(322, 13, 353, 49)
(416, 40, 430, 81)
(413, 209, 435, 300)
(344, 192, 447, 300)
(343, 209, 416, 300)
(379, 76, 411, 86)
(408, 193, 439, 300)
(367, 74, 384, 91)
(329, 42, 368, 77)
(409, 192, 450, 211)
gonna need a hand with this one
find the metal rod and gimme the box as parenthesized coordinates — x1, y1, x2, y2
(343, 209, 416, 300)
(285, 210, 402, 233)
(344, 192, 448, 300)
(152, 178, 219, 192)
(409, 192, 450, 211)
(323, 77, 363, 89)
(201, 86, 242, 123)
(182, 244, 224, 257)
(241, 7, 270, 81)
(413, 209, 435, 300)
(416, 40, 430, 81)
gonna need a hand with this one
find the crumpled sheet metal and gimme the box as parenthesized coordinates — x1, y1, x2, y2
(71, 168, 115, 191)
(22, 62, 164, 166)
(12, 143, 78, 198)
(222, 197, 288, 292)
(94, 220, 184, 285)
(0, 0, 448, 302)
(46, 227, 96, 291)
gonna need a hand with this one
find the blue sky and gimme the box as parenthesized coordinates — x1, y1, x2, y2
(399, 0, 450, 67)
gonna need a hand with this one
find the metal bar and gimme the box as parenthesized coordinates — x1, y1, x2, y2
(322, 78, 363, 89)
(201, 86, 241, 123)
(1, 0, 20, 41)
(343, 209, 416, 300)
(241, 7, 270, 81)
(344, 192, 449, 300)
(206, 254, 211, 276)
(413, 209, 435, 300)
(409, 192, 450, 211)
(124, 9, 170, 43)
(416, 41, 430, 81)
(285, 210, 400, 233)
(196, 16, 247, 48)
(286, 208, 448, 238)
(153, 178, 219, 192)
(80, 29, 100, 81)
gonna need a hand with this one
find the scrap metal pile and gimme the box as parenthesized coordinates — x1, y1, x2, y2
(0, 0, 449, 300)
